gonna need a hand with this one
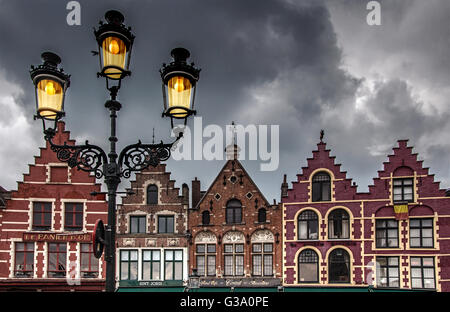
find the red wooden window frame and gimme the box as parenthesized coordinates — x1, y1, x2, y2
(80, 243, 99, 278)
(32, 202, 52, 230)
(48, 243, 67, 278)
(14, 242, 34, 277)
(64, 203, 83, 231)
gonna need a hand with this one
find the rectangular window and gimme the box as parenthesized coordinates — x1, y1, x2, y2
(411, 257, 435, 289)
(142, 250, 161, 280)
(224, 243, 244, 276)
(252, 243, 273, 276)
(393, 178, 414, 203)
(158, 216, 174, 234)
(375, 219, 399, 248)
(80, 243, 99, 278)
(410, 218, 434, 248)
(376, 257, 400, 288)
(48, 243, 66, 278)
(165, 250, 183, 280)
(33, 202, 52, 231)
(64, 203, 83, 231)
(196, 244, 216, 277)
(130, 215, 146, 234)
(120, 250, 138, 281)
(14, 242, 34, 277)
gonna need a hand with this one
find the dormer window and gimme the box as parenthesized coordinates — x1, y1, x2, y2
(393, 178, 414, 203)
(312, 172, 331, 202)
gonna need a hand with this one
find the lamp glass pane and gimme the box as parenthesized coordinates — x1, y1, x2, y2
(37, 79, 63, 119)
(101, 36, 127, 79)
(167, 76, 192, 117)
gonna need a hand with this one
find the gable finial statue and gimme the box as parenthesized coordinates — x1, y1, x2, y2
(320, 129, 324, 143)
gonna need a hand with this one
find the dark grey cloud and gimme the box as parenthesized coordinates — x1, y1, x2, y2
(0, 0, 448, 202)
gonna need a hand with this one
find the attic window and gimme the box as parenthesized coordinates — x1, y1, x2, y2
(246, 192, 253, 199)
(230, 175, 237, 184)
(214, 193, 221, 201)
(393, 178, 414, 203)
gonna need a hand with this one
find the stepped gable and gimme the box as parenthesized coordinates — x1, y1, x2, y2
(285, 140, 358, 202)
(366, 139, 446, 199)
(13, 121, 102, 200)
(121, 163, 184, 205)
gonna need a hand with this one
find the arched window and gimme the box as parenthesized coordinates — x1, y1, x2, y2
(226, 199, 242, 224)
(298, 249, 319, 283)
(328, 248, 350, 283)
(147, 184, 158, 205)
(202, 210, 210, 225)
(297, 210, 319, 240)
(328, 209, 350, 239)
(257, 208, 267, 223)
(312, 172, 331, 202)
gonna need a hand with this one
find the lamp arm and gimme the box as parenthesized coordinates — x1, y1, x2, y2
(45, 135, 108, 179)
(118, 131, 183, 178)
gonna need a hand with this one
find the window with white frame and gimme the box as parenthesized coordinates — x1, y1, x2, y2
(120, 249, 138, 281)
(142, 250, 161, 280)
(164, 250, 183, 280)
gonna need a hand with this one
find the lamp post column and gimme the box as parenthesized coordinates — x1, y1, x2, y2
(104, 92, 122, 292)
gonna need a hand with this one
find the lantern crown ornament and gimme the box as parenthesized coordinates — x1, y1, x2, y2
(160, 47, 201, 127)
(94, 10, 135, 83)
(30, 52, 71, 137)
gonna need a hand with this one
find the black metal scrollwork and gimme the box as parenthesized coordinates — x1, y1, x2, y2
(48, 138, 108, 179)
(118, 141, 172, 178)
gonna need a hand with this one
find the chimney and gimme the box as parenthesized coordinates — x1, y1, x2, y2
(281, 174, 288, 198)
(192, 177, 201, 208)
(182, 183, 189, 207)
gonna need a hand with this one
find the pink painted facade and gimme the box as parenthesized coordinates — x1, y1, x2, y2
(282, 139, 450, 291)
(0, 122, 108, 291)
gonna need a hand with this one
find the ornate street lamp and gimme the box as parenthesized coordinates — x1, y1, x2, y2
(30, 52, 70, 137)
(94, 10, 134, 85)
(160, 47, 200, 127)
(30, 10, 200, 293)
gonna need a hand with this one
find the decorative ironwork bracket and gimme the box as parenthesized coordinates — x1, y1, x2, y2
(44, 128, 183, 179)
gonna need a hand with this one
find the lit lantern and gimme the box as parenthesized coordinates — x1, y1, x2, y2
(94, 10, 134, 81)
(30, 52, 70, 121)
(160, 48, 200, 126)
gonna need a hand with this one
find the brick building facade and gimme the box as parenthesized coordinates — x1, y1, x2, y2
(188, 146, 282, 290)
(0, 122, 108, 291)
(116, 164, 190, 291)
(282, 138, 450, 292)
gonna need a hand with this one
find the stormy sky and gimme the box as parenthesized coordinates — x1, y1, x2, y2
(0, 0, 449, 203)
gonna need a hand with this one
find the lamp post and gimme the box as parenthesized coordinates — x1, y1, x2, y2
(30, 10, 200, 293)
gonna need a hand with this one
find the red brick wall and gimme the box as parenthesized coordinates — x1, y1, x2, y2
(0, 122, 108, 291)
(188, 159, 283, 281)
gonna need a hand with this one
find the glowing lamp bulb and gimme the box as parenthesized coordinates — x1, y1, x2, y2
(45, 81, 56, 95)
(109, 39, 120, 54)
(174, 78, 185, 92)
